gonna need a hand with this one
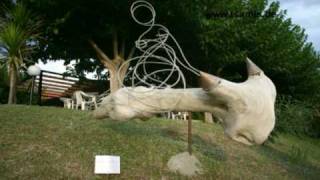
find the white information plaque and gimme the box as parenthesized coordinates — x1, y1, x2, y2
(94, 155, 120, 174)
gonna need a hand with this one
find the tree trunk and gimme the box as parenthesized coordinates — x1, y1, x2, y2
(109, 68, 125, 93)
(8, 65, 17, 104)
(89, 37, 133, 94)
(204, 112, 213, 123)
(109, 72, 119, 93)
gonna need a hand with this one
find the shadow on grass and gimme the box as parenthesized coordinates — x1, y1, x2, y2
(105, 120, 227, 162)
(160, 123, 227, 161)
(104, 120, 165, 137)
(258, 144, 320, 179)
(192, 135, 227, 162)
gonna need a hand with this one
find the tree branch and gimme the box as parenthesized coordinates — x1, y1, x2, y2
(120, 40, 125, 59)
(119, 60, 129, 82)
(88, 39, 111, 62)
(113, 32, 118, 58)
(127, 45, 136, 60)
(88, 39, 116, 71)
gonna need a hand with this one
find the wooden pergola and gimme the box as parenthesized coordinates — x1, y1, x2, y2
(18, 70, 108, 106)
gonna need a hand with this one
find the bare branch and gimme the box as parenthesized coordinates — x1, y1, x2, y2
(113, 32, 118, 58)
(120, 40, 125, 59)
(88, 39, 116, 71)
(119, 60, 130, 82)
(127, 46, 136, 60)
(88, 39, 111, 62)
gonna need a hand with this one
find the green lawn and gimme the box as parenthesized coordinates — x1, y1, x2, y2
(0, 105, 319, 179)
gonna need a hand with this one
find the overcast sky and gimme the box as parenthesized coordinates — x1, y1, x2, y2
(275, 0, 320, 51)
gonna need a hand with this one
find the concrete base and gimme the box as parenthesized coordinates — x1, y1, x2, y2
(167, 152, 202, 176)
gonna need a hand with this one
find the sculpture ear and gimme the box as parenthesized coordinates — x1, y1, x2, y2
(199, 71, 221, 91)
(246, 58, 263, 76)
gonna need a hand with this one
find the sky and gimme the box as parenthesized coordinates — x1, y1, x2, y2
(274, 0, 320, 51)
(37, 60, 98, 79)
(37, 60, 74, 74)
(37, 0, 320, 76)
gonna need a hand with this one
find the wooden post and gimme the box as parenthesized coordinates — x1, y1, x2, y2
(29, 76, 35, 105)
(204, 112, 214, 123)
(188, 112, 192, 155)
(37, 71, 43, 106)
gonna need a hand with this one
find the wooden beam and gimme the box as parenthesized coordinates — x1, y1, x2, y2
(35, 79, 75, 86)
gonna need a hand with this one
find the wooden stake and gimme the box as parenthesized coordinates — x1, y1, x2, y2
(188, 112, 192, 155)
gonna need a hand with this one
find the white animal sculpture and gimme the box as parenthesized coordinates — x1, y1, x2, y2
(94, 59, 276, 145)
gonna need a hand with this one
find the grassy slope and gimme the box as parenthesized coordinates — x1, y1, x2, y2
(0, 105, 319, 179)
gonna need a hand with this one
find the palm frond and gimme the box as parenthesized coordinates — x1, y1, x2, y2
(0, 3, 41, 71)
(0, 23, 29, 56)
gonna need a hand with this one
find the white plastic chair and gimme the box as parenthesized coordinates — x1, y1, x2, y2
(72, 91, 97, 110)
(59, 97, 73, 109)
(168, 111, 188, 120)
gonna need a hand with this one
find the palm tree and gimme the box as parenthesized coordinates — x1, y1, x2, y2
(0, 3, 41, 104)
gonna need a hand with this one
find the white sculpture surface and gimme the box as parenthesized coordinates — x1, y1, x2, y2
(94, 58, 277, 145)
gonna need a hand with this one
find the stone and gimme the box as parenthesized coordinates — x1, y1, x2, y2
(167, 152, 202, 177)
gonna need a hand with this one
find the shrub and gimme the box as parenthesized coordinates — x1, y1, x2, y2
(275, 96, 320, 138)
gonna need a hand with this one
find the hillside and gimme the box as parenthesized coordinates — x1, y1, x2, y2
(0, 105, 319, 179)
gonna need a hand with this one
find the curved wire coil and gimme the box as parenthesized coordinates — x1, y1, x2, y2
(104, 0, 201, 113)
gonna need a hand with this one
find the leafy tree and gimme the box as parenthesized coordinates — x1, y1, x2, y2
(22, 0, 203, 92)
(197, 0, 320, 130)
(0, 3, 41, 104)
(199, 0, 320, 102)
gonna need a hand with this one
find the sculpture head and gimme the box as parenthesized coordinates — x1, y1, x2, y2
(199, 58, 276, 145)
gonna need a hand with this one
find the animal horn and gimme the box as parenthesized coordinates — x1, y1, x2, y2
(199, 71, 221, 91)
(246, 57, 262, 76)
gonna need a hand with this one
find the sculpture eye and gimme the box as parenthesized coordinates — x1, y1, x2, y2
(211, 79, 222, 89)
